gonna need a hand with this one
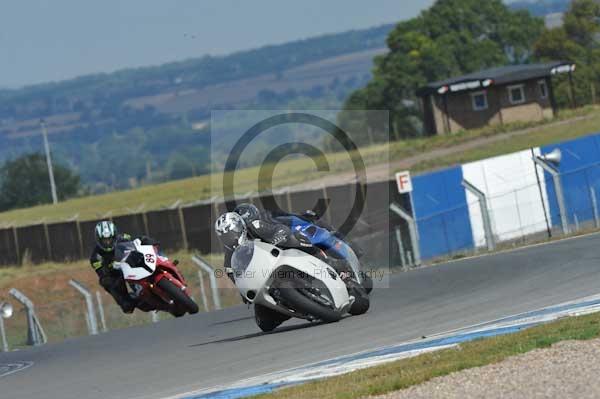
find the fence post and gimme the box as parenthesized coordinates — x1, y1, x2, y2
(590, 187, 599, 229)
(43, 223, 52, 261)
(9, 288, 47, 346)
(286, 189, 292, 212)
(192, 255, 222, 310)
(177, 206, 189, 251)
(12, 226, 20, 265)
(142, 211, 150, 237)
(75, 219, 84, 259)
(68, 280, 99, 336)
(95, 291, 108, 333)
(197, 271, 210, 312)
(389, 203, 421, 266)
(462, 179, 496, 252)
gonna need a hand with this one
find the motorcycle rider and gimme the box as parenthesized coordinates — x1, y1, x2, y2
(215, 211, 306, 331)
(215, 209, 368, 330)
(233, 202, 363, 257)
(89, 221, 159, 314)
(217, 208, 316, 283)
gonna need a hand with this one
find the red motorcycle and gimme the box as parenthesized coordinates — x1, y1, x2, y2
(112, 239, 199, 317)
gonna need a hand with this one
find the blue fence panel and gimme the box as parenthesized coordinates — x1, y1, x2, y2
(412, 166, 474, 259)
(542, 132, 600, 225)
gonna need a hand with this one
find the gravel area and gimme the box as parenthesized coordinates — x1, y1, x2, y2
(370, 338, 600, 399)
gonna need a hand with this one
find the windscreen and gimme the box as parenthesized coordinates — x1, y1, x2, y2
(231, 241, 255, 276)
(114, 241, 136, 262)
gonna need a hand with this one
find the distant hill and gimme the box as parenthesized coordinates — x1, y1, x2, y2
(0, 24, 393, 192)
(509, 0, 570, 16)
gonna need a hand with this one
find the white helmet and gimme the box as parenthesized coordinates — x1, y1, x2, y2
(215, 212, 247, 249)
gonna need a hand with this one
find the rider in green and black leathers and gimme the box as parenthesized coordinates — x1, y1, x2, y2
(90, 221, 158, 313)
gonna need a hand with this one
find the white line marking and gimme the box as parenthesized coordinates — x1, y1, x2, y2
(0, 361, 34, 379)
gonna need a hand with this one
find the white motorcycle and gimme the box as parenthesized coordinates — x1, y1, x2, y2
(112, 239, 199, 317)
(231, 239, 369, 331)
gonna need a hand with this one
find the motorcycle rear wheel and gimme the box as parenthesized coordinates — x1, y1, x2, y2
(277, 280, 342, 323)
(157, 278, 199, 316)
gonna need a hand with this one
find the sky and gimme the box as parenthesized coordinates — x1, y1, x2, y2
(0, 1, 437, 89)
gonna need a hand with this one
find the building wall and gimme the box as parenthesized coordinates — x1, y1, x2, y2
(426, 78, 554, 135)
(498, 78, 553, 124)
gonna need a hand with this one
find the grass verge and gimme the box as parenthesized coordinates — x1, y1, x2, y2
(256, 311, 600, 399)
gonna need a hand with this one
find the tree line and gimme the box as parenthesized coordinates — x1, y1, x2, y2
(339, 0, 600, 144)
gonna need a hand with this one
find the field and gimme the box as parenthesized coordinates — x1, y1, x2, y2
(0, 105, 598, 228)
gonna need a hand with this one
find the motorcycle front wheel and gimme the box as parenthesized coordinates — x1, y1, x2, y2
(277, 280, 342, 323)
(157, 278, 199, 316)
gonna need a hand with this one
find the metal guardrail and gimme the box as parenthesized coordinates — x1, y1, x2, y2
(192, 255, 222, 311)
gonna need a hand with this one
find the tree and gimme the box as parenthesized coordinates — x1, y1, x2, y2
(0, 153, 81, 211)
(534, 0, 600, 107)
(340, 0, 544, 140)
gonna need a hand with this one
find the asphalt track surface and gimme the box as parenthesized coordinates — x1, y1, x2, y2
(2, 233, 600, 399)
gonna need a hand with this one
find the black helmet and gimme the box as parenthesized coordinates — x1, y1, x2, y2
(95, 220, 117, 251)
(234, 203, 260, 225)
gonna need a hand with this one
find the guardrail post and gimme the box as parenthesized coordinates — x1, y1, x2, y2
(9, 288, 47, 346)
(197, 271, 210, 312)
(192, 255, 222, 310)
(151, 312, 159, 323)
(95, 291, 108, 333)
(394, 226, 407, 268)
(0, 317, 8, 352)
(462, 179, 496, 251)
(590, 187, 599, 229)
(68, 280, 99, 335)
(533, 156, 570, 235)
(389, 203, 421, 266)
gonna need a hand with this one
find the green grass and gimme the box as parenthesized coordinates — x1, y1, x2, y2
(0, 106, 598, 227)
(411, 106, 600, 172)
(256, 311, 600, 399)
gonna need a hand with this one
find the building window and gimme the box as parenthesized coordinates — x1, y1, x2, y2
(471, 91, 488, 111)
(508, 84, 526, 105)
(538, 80, 548, 99)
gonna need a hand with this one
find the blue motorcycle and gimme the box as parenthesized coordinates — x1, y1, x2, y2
(276, 215, 373, 295)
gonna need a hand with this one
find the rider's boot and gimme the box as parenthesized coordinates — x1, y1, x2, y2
(100, 274, 138, 314)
